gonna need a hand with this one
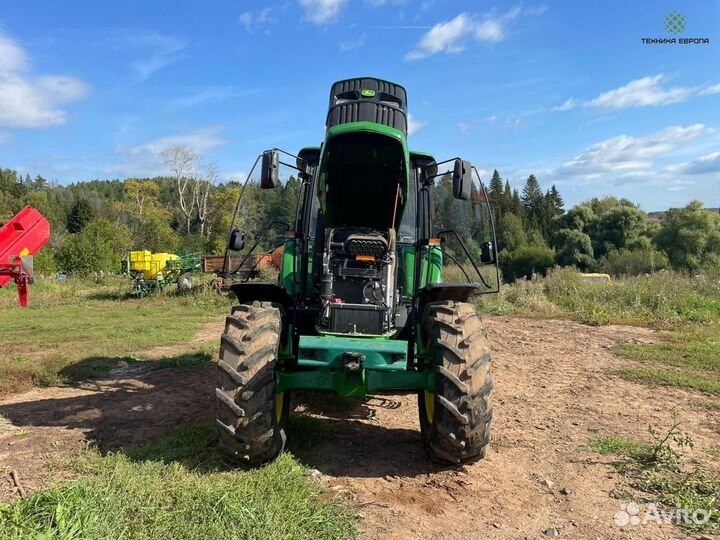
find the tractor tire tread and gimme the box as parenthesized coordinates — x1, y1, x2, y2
(216, 302, 286, 466)
(419, 300, 493, 465)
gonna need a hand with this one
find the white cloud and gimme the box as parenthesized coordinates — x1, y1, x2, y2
(586, 75, 694, 110)
(405, 7, 542, 60)
(239, 12, 254, 30)
(0, 34, 28, 72)
(129, 33, 186, 80)
(339, 34, 366, 51)
(667, 152, 720, 175)
(405, 13, 473, 60)
(299, 0, 349, 25)
(458, 122, 472, 133)
(554, 75, 720, 112)
(699, 82, 720, 96)
(131, 126, 226, 155)
(105, 126, 227, 177)
(239, 7, 278, 32)
(552, 98, 577, 112)
(474, 19, 503, 42)
(0, 32, 89, 129)
(555, 124, 710, 179)
(407, 113, 427, 136)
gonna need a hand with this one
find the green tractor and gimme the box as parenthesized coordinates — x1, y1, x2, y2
(216, 77, 500, 466)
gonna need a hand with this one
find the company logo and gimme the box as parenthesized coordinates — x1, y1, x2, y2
(664, 12, 686, 34)
(614, 502, 713, 528)
(642, 12, 709, 45)
(361, 89, 376, 98)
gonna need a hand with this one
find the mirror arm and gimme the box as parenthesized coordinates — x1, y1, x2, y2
(271, 147, 310, 173)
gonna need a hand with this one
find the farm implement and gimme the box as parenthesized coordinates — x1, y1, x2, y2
(215, 77, 500, 466)
(124, 250, 201, 296)
(0, 206, 51, 307)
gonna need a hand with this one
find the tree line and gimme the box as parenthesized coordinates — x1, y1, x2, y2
(1, 157, 719, 280)
(478, 170, 720, 281)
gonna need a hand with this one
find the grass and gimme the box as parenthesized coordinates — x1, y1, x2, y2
(589, 437, 654, 460)
(589, 419, 719, 534)
(477, 267, 720, 396)
(621, 367, 720, 396)
(696, 400, 720, 411)
(617, 323, 720, 395)
(0, 276, 231, 395)
(0, 424, 357, 540)
(477, 267, 720, 327)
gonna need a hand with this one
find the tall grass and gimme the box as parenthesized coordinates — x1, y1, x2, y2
(478, 267, 720, 327)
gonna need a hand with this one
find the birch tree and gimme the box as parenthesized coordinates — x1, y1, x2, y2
(195, 163, 217, 240)
(161, 146, 199, 233)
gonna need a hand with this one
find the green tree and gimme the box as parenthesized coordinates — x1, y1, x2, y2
(67, 198, 95, 233)
(56, 220, 132, 275)
(591, 205, 648, 259)
(553, 229, 595, 269)
(548, 184, 564, 213)
(654, 201, 720, 270)
(521, 175, 544, 219)
(487, 170, 504, 223)
(497, 213, 527, 253)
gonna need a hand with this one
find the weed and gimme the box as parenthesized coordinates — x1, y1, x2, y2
(589, 417, 719, 534)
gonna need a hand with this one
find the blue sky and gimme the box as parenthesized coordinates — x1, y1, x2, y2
(0, 0, 718, 211)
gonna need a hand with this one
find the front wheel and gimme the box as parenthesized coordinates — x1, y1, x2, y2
(215, 301, 289, 466)
(419, 301, 493, 464)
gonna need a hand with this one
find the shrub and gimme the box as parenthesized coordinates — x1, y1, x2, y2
(55, 220, 132, 275)
(601, 248, 669, 276)
(501, 246, 555, 282)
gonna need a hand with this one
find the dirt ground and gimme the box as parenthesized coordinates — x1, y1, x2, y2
(1, 316, 719, 540)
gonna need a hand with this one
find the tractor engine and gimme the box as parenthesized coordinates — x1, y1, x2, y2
(319, 227, 397, 335)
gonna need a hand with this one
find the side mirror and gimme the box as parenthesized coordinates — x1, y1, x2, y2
(452, 159, 472, 200)
(228, 228, 246, 251)
(261, 150, 280, 189)
(480, 241, 496, 264)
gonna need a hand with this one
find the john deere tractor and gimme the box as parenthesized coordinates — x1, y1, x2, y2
(216, 77, 499, 466)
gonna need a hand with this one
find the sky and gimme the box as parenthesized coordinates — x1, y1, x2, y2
(0, 0, 718, 211)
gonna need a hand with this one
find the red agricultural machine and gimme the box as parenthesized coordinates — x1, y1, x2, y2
(0, 207, 51, 307)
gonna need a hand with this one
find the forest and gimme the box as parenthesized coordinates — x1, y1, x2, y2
(1, 147, 719, 282)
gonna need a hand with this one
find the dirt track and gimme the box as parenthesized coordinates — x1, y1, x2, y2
(2, 316, 719, 539)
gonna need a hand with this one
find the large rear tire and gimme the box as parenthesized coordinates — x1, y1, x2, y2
(418, 301, 493, 464)
(216, 301, 289, 466)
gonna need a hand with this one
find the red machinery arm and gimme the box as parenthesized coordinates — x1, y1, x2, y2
(0, 206, 51, 307)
